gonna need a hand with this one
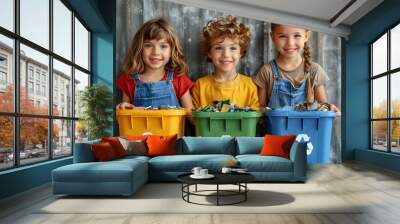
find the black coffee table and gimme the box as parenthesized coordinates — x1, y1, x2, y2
(177, 173, 255, 206)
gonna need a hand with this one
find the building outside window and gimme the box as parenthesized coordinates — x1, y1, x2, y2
(0, 71, 6, 84)
(28, 81, 34, 94)
(0, 54, 7, 67)
(28, 66, 34, 80)
(0, 54, 7, 89)
(42, 85, 46, 97)
(370, 23, 400, 154)
(0, 0, 91, 170)
(35, 70, 40, 81)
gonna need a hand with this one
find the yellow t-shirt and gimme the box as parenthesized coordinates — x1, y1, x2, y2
(191, 74, 260, 111)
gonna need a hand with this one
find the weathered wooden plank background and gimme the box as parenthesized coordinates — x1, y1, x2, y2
(116, 0, 342, 163)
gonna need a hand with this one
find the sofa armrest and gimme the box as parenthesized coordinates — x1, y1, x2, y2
(73, 140, 100, 163)
(289, 141, 307, 181)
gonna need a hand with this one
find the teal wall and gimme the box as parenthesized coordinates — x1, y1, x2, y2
(0, 158, 72, 199)
(345, 0, 400, 171)
(0, 0, 116, 200)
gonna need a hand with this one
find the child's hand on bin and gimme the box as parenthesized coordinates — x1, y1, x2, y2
(329, 104, 341, 116)
(117, 102, 134, 110)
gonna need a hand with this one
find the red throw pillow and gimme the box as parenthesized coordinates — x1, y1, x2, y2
(91, 142, 117, 161)
(101, 137, 126, 158)
(146, 135, 177, 157)
(260, 135, 296, 159)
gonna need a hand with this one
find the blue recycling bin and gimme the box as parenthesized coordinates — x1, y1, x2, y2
(265, 110, 336, 164)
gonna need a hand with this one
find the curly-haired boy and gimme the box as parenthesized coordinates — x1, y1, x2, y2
(191, 15, 259, 111)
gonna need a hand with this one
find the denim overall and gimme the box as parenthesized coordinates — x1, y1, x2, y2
(132, 70, 181, 107)
(268, 60, 308, 109)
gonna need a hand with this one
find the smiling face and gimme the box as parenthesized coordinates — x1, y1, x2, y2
(208, 37, 241, 75)
(270, 25, 310, 60)
(141, 38, 171, 72)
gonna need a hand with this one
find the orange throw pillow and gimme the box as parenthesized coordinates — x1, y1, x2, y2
(101, 137, 126, 158)
(146, 135, 177, 157)
(91, 142, 117, 161)
(260, 135, 296, 159)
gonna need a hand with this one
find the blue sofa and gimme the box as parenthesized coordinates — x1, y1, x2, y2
(52, 137, 307, 196)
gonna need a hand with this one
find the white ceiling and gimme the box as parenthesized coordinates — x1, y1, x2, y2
(165, 0, 384, 38)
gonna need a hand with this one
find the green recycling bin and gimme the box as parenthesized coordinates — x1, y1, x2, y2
(192, 111, 261, 137)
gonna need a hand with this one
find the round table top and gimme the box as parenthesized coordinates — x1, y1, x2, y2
(177, 172, 255, 185)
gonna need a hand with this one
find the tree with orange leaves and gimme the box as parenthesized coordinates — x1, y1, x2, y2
(0, 84, 60, 150)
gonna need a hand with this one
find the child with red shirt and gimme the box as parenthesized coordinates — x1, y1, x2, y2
(116, 17, 193, 112)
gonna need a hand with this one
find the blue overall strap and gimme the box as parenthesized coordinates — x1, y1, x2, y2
(166, 70, 174, 82)
(132, 73, 141, 86)
(271, 60, 280, 79)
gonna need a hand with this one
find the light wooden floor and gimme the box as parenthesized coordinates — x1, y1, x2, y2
(1, 162, 400, 224)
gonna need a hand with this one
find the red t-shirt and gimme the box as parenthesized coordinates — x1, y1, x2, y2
(116, 72, 194, 103)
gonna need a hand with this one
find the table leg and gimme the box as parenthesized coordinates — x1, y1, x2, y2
(217, 184, 219, 206)
(245, 183, 247, 201)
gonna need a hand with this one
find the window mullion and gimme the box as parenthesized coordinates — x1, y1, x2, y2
(387, 29, 391, 152)
(370, 45, 373, 149)
(71, 11, 76, 153)
(49, 0, 54, 160)
(13, 0, 20, 166)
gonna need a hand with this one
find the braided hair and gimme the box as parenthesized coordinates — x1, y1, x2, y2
(303, 42, 311, 72)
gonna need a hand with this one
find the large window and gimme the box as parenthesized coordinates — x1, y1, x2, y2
(370, 23, 400, 154)
(0, 0, 91, 171)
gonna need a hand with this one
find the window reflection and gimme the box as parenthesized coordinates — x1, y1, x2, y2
(74, 18, 89, 70)
(391, 24, 400, 70)
(74, 69, 89, 118)
(0, 0, 14, 31)
(75, 120, 88, 143)
(372, 34, 387, 76)
(0, 35, 14, 113)
(391, 72, 400, 118)
(53, 0, 72, 60)
(372, 77, 387, 119)
(53, 119, 72, 158)
(372, 121, 388, 151)
(20, 0, 49, 49)
(20, 44, 49, 115)
(19, 117, 49, 165)
(0, 116, 13, 170)
(53, 59, 72, 116)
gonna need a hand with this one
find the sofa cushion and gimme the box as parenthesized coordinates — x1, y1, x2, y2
(180, 137, 235, 155)
(52, 159, 146, 183)
(118, 137, 147, 156)
(101, 137, 127, 158)
(91, 142, 118, 162)
(235, 137, 263, 155)
(148, 154, 235, 172)
(146, 135, 177, 157)
(73, 140, 100, 163)
(236, 155, 293, 172)
(260, 135, 296, 159)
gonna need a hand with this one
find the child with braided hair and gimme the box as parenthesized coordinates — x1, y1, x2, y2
(253, 24, 341, 115)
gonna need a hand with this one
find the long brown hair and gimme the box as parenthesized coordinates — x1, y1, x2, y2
(122, 17, 188, 76)
(271, 23, 311, 71)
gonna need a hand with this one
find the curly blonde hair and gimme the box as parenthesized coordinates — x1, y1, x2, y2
(122, 17, 188, 76)
(202, 15, 251, 58)
(271, 23, 312, 71)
